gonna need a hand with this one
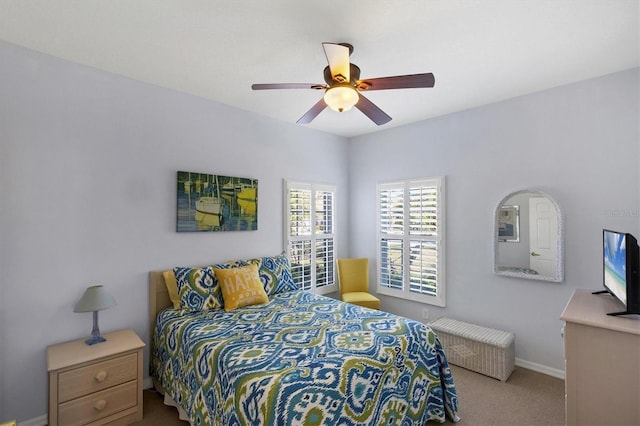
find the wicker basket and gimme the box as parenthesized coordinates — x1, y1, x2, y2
(430, 317, 515, 381)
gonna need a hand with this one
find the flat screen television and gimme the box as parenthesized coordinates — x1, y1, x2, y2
(594, 229, 640, 316)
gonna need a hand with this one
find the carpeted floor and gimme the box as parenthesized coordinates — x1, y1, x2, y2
(443, 366, 565, 425)
(133, 365, 565, 426)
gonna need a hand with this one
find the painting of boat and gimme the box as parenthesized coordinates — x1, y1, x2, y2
(195, 196, 223, 228)
(237, 187, 256, 216)
(196, 196, 222, 215)
(177, 171, 257, 232)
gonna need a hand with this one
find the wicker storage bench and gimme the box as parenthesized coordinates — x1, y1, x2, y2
(429, 317, 515, 381)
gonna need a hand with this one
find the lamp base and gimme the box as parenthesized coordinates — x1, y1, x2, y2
(84, 310, 107, 345)
(85, 335, 107, 345)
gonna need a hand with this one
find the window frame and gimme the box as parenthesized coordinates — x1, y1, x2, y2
(283, 179, 337, 295)
(376, 176, 446, 307)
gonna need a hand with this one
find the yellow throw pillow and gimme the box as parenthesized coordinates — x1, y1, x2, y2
(214, 264, 269, 312)
(162, 270, 181, 310)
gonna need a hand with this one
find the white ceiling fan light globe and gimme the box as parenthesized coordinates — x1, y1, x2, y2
(324, 85, 359, 112)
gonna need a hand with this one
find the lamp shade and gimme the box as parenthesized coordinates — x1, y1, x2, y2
(73, 285, 116, 313)
(324, 85, 359, 112)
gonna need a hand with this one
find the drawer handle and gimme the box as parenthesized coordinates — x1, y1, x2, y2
(94, 399, 107, 411)
(94, 370, 108, 382)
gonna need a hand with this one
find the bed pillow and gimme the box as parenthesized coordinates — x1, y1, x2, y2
(209, 260, 249, 305)
(247, 252, 298, 296)
(214, 264, 269, 312)
(162, 270, 181, 310)
(173, 266, 220, 311)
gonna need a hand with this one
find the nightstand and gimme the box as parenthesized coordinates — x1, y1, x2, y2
(47, 329, 145, 426)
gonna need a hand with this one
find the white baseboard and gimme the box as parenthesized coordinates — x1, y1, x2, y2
(17, 415, 47, 426)
(515, 357, 565, 380)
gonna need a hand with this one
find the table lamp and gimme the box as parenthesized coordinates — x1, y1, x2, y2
(73, 285, 117, 345)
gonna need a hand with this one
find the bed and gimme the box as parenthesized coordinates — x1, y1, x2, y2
(149, 255, 460, 425)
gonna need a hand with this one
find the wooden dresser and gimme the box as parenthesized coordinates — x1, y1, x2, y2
(47, 329, 145, 426)
(561, 290, 640, 426)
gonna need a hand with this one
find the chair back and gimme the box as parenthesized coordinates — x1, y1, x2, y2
(336, 258, 369, 295)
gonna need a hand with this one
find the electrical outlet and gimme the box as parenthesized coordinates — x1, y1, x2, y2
(422, 308, 430, 320)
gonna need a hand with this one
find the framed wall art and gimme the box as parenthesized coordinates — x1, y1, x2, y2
(498, 205, 519, 242)
(176, 171, 257, 232)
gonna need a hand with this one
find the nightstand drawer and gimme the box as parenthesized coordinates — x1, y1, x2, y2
(58, 352, 138, 403)
(58, 380, 137, 426)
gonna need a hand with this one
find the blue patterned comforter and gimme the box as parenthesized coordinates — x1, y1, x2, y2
(151, 290, 459, 425)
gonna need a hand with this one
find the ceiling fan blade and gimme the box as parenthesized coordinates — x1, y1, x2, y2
(322, 42, 350, 83)
(296, 98, 327, 124)
(252, 83, 326, 90)
(357, 73, 435, 91)
(355, 94, 392, 125)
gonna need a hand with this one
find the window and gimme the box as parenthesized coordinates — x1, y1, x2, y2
(284, 180, 337, 294)
(376, 177, 446, 307)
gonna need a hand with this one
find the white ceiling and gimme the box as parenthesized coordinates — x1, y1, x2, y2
(0, 0, 638, 138)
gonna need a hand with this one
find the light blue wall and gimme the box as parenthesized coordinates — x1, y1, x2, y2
(1, 39, 638, 422)
(0, 42, 349, 422)
(349, 68, 639, 374)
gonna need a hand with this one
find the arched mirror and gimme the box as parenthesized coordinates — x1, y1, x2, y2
(493, 189, 564, 282)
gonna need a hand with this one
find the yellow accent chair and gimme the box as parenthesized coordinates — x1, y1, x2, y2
(336, 258, 380, 310)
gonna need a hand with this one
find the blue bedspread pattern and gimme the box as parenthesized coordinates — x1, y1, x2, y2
(151, 290, 458, 425)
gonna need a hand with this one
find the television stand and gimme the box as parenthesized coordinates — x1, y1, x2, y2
(562, 289, 640, 425)
(591, 290, 640, 316)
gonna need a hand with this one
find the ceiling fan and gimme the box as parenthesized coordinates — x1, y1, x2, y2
(251, 42, 435, 126)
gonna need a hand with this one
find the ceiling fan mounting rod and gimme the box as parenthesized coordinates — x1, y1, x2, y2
(338, 43, 354, 55)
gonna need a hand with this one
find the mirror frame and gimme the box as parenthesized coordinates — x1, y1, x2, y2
(493, 189, 564, 282)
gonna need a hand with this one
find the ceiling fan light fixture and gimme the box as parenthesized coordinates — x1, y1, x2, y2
(323, 85, 359, 112)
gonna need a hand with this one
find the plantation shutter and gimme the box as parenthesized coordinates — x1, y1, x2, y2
(377, 177, 445, 307)
(284, 180, 337, 294)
